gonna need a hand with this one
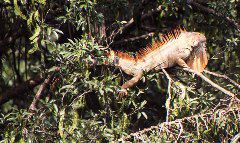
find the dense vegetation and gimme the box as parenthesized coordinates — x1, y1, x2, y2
(0, 0, 240, 142)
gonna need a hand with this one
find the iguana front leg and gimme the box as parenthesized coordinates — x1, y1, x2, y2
(119, 72, 143, 96)
(176, 58, 189, 68)
(177, 58, 198, 79)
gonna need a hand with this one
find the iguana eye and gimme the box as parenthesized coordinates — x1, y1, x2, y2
(193, 41, 198, 47)
(113, 57, 119, 65)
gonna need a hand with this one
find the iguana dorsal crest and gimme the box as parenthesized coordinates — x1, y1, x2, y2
(136, 26, 186, 60)
(110, 26, 187, 62)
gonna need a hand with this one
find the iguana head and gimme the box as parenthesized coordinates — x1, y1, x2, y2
(185, 32, 208, 73)
(191, 32, 207, 48)
(106, 50, 120, 66)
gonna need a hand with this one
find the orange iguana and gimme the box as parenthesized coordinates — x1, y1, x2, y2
(107, 27, 208, 95)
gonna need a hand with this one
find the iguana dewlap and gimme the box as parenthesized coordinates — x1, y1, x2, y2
(108, 27, 208, 95)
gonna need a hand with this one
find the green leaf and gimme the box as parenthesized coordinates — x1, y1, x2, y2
(14, 0, 27, 20)
(58, 108, 65, 138)
(140, 100, 147, 107)
(27, 12, 34, 27)
(28, 46, 38, 54)
(137, 112, 141, 119)
(38, 0, 46, 5)
(34, 10, 40, 22)
(54, 29, 64, 34)
(29, 26, 41, 41)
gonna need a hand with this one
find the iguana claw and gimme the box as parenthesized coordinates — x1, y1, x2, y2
(117, 89, 128, 96)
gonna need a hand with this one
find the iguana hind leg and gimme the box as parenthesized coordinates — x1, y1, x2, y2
(119, 72, 143, 96)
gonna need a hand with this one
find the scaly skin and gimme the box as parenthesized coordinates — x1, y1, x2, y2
(109, 28, 208, 95)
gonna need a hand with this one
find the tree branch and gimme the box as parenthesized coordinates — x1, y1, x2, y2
(182, 68, 240, 102)
(188, 1, 240, 32)
(28, 76, 53, 111)
(204, 70, 240, 90)
(112, 32, 155, 45)
(110, 5, 163, 42)
(118, 107, 239, 142)
(29, 68, 60, 111)
(0, 75, 44, 105)
(162, 68, 173, 123)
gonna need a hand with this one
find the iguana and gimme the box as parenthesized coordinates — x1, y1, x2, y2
(107, 27, 208, 95)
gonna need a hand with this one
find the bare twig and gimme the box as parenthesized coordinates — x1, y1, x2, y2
(141, 25, 162, 32)
(162, 68, 173, 122)
(176, 121, 183, 142)
(112, 32, 155, 45)
(182, 68, 240, 102)
(204, 70, 240, 90)
(118, 107, 239, 141)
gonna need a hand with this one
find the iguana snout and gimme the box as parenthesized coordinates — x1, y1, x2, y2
(192, 32, 206, 48)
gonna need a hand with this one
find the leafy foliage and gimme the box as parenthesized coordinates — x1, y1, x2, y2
(0, 0, 240, 142)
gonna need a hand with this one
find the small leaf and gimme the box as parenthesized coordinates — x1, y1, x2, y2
(58, 109, 65, 138)
(54, 29, 64, 34)
(137, 112, 141, 119)
(28, 46, 38, 54)
(140, 100, 147, 107)
(68, 39, 75, 45)
(142, 112, 148, 119)
(29, 26, 41, 41)
(14, 0, 27, 20)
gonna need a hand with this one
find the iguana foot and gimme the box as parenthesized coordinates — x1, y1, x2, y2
(117, 88, 128, 96)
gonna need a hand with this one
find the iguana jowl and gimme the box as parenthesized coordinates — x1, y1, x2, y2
(108, 27, 208, 95)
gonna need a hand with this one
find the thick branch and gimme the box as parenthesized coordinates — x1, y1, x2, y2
(0, 75, 44, 105)
(29, 76, 52, 111)
(29, 68, 60, 111)
(188, 1, 240, 32)
(204, 70, 240, 90)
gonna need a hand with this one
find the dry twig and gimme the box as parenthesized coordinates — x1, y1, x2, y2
(162, 68, 173, 122)
(112, 32, 155, 45)
(118, 107, 239, 141)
